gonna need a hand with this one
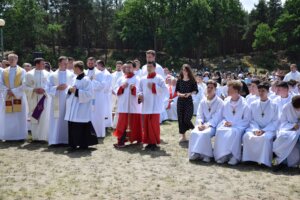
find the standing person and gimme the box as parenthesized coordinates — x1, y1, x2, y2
(113, 61, 142, 148)
(133, 59, 142, 78)
(0, 67, 5, 138)
(96, 60, 113, 128)
(273, 81, 293, 115)
(283, 64, 300, 82)
(242, 82, 279, 167)
(138, 61, 168, 151)
(64, 61, 98, 150)
(176, 64, 198, 142)
(214, 80, 250, 165)
(85, 57, 99, 79)
(141, 50, 164, 78)
(0, 54, 28, 141)
(273, 95, 300, 170)
(166, 77, 178, 121)
(188, 80, 223, 162)
(48, 56, 75, 145)
(90, 60, 110, 138)
(23, 63, 32, 72)
(24, 58, 51, 142)
(111, 61, 124, 128)
(67, 57, 74, 73)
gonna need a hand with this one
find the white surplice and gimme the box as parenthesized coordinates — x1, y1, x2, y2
(283, 71, 300, 82)
(25, 69, 51, 141)
(101, 69, 113, 128)
(214, 96, 250, 161)
(273, 103, 300, 167)
(47, 70, 75, 145)
(0, 66, 28, 140)
(189, 95, 223, 159)
(141, 63, 165, 78)
(114, 75, 141, 114)
(138, 74, 168, 114)
(64, 74, 93, 122)
(242, 99, 279, 167)
(111, 70, 124, 128)
(90, 70, 109, 137)
(166, 85, 178, 121)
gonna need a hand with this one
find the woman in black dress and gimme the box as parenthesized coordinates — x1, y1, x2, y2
(176, 64, 198, 142)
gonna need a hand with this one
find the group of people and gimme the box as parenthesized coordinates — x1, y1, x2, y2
(0, 50, 300, 170)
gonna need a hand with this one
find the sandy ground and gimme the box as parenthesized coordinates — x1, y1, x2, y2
(0, 120, 299, 200)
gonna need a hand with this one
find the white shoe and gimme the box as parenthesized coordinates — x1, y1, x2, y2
(189, 153, 200, 160)
(228, 157, 239, 165)
(202, 156, 211, 163)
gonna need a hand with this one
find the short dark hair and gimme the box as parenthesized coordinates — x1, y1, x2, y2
(251, 78, 260, 86)
(96, 60, 105, 67)
(87, 57, 96, 61)
(68, 57, 74, 61)
(258, 82, 270, 91)
(292, 95, 300, 109)
(58, 56, 68, 63)
(34, 58, 44, 65)
(206, 80, 217, 88)
(74, 61, 84, 71)
(276, 81, 289, 89)
(146, 50, 156, 56)
(288, 79, 298, 87)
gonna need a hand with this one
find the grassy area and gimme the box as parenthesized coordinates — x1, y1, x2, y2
(0, 120, 299, 200)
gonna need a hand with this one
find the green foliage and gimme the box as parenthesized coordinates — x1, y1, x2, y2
(252, 23, 275, 50)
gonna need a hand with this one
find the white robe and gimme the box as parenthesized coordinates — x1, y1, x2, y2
(65, 75, 93, 122)
(101, 69, 113, 128)
(114, 75, 141, 114)
(273, 103, 300, 167)
(242, 99, 279, 167)
(25, 69, 51, 141)
(192, 84, 204, 115)
(0, 66, 28, 140)
(272, 94, 293, 116)
(283, 71, 300, 82)
(47, 70, 75, 145)
(246, 94, 259, 106)
(166, 86, 178, 121)
(111, 71, 124, 128)
(90, 70, 109, 137)
(141, 63, 165, 78)
(189, 95, 223, 159)
(214, 96, 250, 161)
(138, 74, 168, 114)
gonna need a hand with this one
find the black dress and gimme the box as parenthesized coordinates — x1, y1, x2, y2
(175, 79, 198, 134)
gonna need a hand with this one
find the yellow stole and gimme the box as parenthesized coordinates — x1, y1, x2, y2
(4, 66, 23, 113)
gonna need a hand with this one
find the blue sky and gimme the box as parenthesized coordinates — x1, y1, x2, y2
(241, 0, 286, 12)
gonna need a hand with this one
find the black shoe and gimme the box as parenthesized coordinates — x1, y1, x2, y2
(79, 146, 88, 150)
(150, 144, 158, 151)
(145, 144, 152, 149)
(272, 164, 285, 172)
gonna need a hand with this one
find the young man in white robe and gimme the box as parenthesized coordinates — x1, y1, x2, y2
(189, 80, 223, 162)
(48, 56, 75, 145)
(89, 60, 111, 138)
(141, 50, 164, 78)
(64, 61, 98, 149)
(273, 95, 300, 170)
(113, 61, 142, 148)
(133, 59, 142, 78)
(272, 81, 293, 115)
(245, 79, 260, 105)
(0, 54, 28, 141)
(242, 82, 279, 167)
(111, 61, 124, 128)
(138, 61, 168, 151)
(25, 58, 51, 142)
(283, 64, 300, 82)
(96, 60, 113, 128)
(214, 80, 251, 165)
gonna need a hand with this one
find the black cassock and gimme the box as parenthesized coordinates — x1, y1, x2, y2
(68, 121, 98, 148)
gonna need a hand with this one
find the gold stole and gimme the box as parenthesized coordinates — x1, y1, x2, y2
(4, 67, 23, 113)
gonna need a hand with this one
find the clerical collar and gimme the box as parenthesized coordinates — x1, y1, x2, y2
(88, 67, 94, 70)
(126, 72, 134, 79)
(76, 73, 85, 80)
(147, 72, 156, 79)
